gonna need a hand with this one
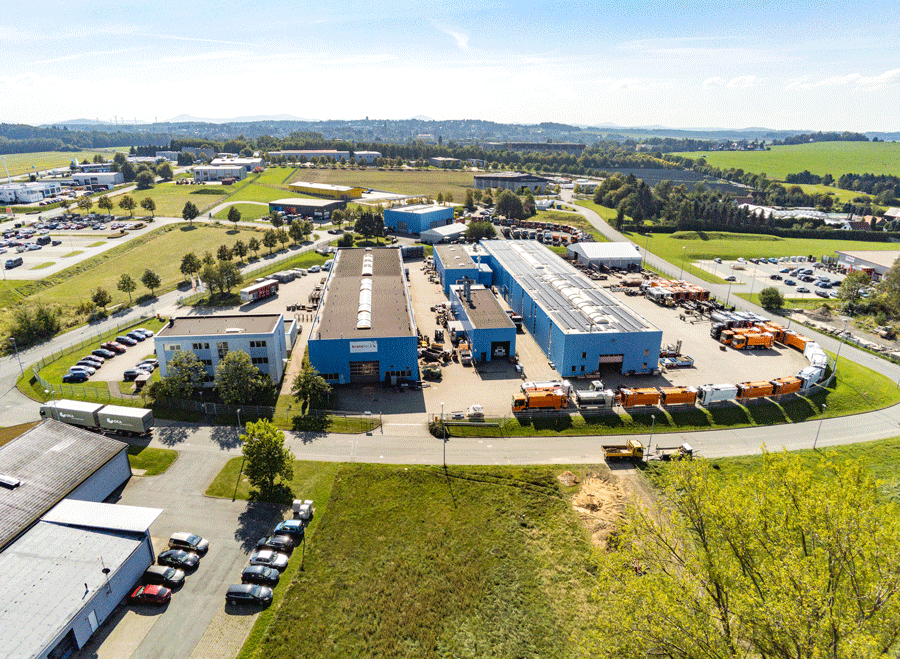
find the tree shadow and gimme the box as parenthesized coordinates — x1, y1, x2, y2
(155, 425, 190, 446)
(234, 501, 290, 553)
(210, 425, 243, 450)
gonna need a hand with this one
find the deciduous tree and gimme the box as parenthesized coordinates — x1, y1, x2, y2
(134, 171, 155, 190)
(215, 351, 274, 405)
(140, 197, 156, 218)
(76, 195, 93, 215)
(227, 205, 241, 229)
(141, 268, 161, 296)
(118, 195, 136, 217)
(240, 419, 294, 495)
(495, 189, 524, 220)
(156, 162, 174, 180)
(182, 200, 200, 225)
(840, 270, 872, 304)
(148, 350, 205, 400)
(97, 195, 113, 215)
(262, 229, 278, 254)
(465, 221, 496, 242)
(232, 239, 248, 263)
(91, 287, 112, 310)
(180, 252, 201, 281)
(217, 244, 232, 262)
(758, 286, 784, 309)
(248, 236, 261, 258)
(291, 361, 332, 411)
(117, 273, 136, 303)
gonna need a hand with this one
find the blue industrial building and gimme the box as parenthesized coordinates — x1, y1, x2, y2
(384, 204, 454, 235)
(307, 247, 419, 384)
(448, 280, 517, 363)
(433, 244, 493, 295)
(439, 240, 662, 376)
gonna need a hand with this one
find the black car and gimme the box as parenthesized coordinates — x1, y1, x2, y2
(226, 584, 273, 605)
(142, 565, 186, 588)
(62, 372, 89, 383)
(77, 359, 102, 369)
(124, 369, 144, 382)
(240, 565, 280, 586)
(256, 535, 295, 553)
(92, 348, 115, 359)
(126, 331, 146, 342)
(158, 549, 200, 570)
(273, 519, 306, 540)
(116, 335, 137, 347)
(769, 274, 782, 280)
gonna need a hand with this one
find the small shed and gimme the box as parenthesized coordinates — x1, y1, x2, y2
(567, 242, 642, 270)
(420, 223, 468, 245)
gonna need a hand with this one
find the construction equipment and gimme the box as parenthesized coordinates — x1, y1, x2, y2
(653, 443, 694, 461)
(512, 389, 568, 412)
(602, 439, 645, 462)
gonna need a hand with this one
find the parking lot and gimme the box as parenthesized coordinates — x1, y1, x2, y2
(695, 257, 848, 301)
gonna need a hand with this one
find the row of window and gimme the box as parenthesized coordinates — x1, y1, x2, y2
(251, 357, 269, 365)
(249, 340, 267, 348)
(193, 342, 210, 350)
(320, 373, 340, 381)
(385, 369, 413, 378)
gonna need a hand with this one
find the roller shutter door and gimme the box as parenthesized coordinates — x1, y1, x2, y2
(349, 360, 380, 383)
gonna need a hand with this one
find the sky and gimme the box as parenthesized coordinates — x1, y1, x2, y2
(1, 0, 899, 131)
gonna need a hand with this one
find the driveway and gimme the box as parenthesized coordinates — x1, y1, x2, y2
(76, 427, 286, 659)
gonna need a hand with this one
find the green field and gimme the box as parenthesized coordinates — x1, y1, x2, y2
(127, 183, 228, 217)
(234, 462, 598, 659)
(285, 166, 475, 199)
(0, 149, 129, 177)
(212, 202, 272, 221)
(535, 209, 609, 242)
(691, 142, 900, 179)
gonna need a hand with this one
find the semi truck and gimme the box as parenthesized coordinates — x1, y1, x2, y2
(240, 279, 279, 303)
(602, 439, 644, 462)
(39, 399, 154, 435)
(512, 390, 568, 412)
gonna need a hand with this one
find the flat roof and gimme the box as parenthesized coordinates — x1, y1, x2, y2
(452, 285, 515, 330)
(0, 420, 126, 551)
(473, 172, 551, 182)
(0, 521, 144, 659)
(42, 499, 161, 533)
(480, 240, 659, 335)
(422, 223, 467, 238)
(156, 314, 282, 338)
(836, 250, 900, 269)
(570, 242, 642, 259)
(289, 182, 362, 193)
(270, 198, 344, 208)
(435, 244, 476, 268)
(387, 204, 450, 215)
(312, 247, 415, 340)
(193, 165, 244, 172)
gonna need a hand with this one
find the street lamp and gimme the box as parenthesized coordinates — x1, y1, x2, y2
(440, 402, 446, 468)
(679, 246, 686, 280)
(725, 281, 733, 308)
(236, 408, 242, 430)
(834, 316, 850, 374)
(813, 403, 827, 449)
(9, 337, 23, 377)
(643, 234, 651, 268)
(648, 414, 656, 453)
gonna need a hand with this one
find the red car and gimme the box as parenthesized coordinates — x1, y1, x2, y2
(129, 584, 171, 606)
(101, 341, 126, 354)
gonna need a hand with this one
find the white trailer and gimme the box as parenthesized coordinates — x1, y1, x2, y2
(698, 384, 739, 406)
(39, 399, 104, 429)
(97, 405, 154, 435)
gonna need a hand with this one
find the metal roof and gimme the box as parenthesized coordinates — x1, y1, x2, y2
(269, 198, 345, 209)
(452, 286, 515, 330)
(569, 242, 642, 260)
(387, 204, 450, 216)
(0, 521, 144, 659)
(0, 420, 127, 551)
(289, 182, 363, 193)
(42, 500, 161, 533)
(312, 247, 416, 340)
(836, 250, 900, 270)
(479, 240, 659, 335)
(422, 223, 466, 238)
(156, 314, 282, 337)
(435, 244, 476, 267)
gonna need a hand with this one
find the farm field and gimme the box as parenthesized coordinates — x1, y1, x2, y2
(285, 166, 475, 199)
(236, 462, 598, 659)
(691, 142, 900, 179)
(0, 149, 129, 176)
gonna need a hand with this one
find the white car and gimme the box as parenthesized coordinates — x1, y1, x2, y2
(308, 265, 321, 273)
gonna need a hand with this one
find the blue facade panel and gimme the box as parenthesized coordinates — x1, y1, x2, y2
(308, 335, 419, 384)
(447, 288, 517, 363)
(434, 247, 480, 296)
(384, 206, 453, 235)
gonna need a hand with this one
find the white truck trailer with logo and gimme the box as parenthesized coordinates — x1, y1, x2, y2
(39, 399, 103, 429)
(39, 399, 154, 435)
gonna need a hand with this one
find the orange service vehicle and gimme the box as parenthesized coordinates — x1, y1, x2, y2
(620, 387, 661, 408)
(732, 332, 774, 350)
(659, 386, 698, 406)
(783, 332, 810, 352)
(736, 381, 775, 400)
(512, 390, 568, 412)
(770, 376, 803, 395)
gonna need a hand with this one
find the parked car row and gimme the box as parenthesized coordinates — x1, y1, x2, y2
(225, 502, 313, 607)
(63, 328, 155, 383)
(129, 532, 210, 607)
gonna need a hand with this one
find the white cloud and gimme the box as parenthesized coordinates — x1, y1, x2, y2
(786, 68, 900, 91)
(857, 68, 900, 89)
(435, 25, 469, 52)
(726, 75, 758, 89)
(703, 77, 726, 88)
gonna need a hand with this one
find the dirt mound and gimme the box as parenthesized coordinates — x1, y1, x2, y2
(572, 472, 627, 548)
(557, 471, 579, 487)
(807, 305, 834, 321)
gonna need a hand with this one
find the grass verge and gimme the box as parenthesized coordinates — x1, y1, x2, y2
(127, 445, 177, 476)
(0, 422, 40, 447)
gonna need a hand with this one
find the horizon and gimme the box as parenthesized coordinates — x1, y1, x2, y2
(2, 0, 899, 132)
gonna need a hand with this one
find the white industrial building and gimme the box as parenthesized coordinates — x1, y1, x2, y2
(154, 313, 290, 385)
(567, 242, 643, 270)
(267, 149, 381, 164)
(193, 165, 247, 182)
(0, 181, 62, 204)
(155, 150, 180, 161)
(70, 172, 124, 190)
(420, 222, 468, 244)
(0, 420, 162, 659)
(209, 156, 265, 173)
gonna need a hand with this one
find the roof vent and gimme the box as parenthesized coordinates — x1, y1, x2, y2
(225, 327, 243, 333)
(0, 474, 21, 489)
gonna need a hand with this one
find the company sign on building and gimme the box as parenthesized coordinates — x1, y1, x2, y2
(349, 340, 378, 353)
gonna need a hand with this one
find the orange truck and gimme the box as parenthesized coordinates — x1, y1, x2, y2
(659, 386, 698, 406)
(512, 389, 568, 412)
(770, 376, 802, 395)
(620, 387, 661, 408)
(736, 381, 775, 400)
(783, 332, 810, 352)
(732, 332, 774, 350)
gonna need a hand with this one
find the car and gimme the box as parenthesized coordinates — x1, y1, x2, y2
(240, 565, 280, 586)
(62, 372, 89, 383)
(133, 328, 154, 338)
(797, 287, 810, 293)
(226, 584, 274, 605)
(69, 365, 95, 376)
(273, 519, 306, 539)
(815, 281, 828, 288)
(126, 331, 146, 342)
(136, 363, 155, 373)
(768, 258, 778, 264)
(785, 280, 796, 286)
(829, 291, 841, 298)
(27, 243, 42, 251)
(816, 290, 830, 298)
(51, 240, 62, 246)
(92, 348, 115, 359)
(139, 358, 158, 368)
(308, 265, 321, 273)
(123, 369, 145, 382)
(157, 549, 200, 570)
(101, 342, 126, 354)
(115, 335, 137, 346)
(129, 584, 171, 606)
(142, 565, 186, 588)
(168, 532, 209, 555)
(77, 358, 102, 369)
(724, 275, 737, 282)
(779, 268, 791, 273)
(256, 535, 295, 552)
(249, 550, 289, 571)
(770, 274, 782, 280)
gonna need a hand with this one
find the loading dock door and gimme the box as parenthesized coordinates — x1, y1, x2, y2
(598, 354, 624, 365)
(349, 360, 380, 383)
(491, 341, 511, 360)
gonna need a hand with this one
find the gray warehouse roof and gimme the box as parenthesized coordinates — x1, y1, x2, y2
(0, 520, 144, 659)
(480, 240, 658, 334)
(435, 244, 476, 268)
(312, 247, 416, 340)
(836, 250, 900, 270)
(0, 420, 126, 550)
(453, 286, 515, 330)
(568, 242, 642, 261)
(156, 314, 282, 337)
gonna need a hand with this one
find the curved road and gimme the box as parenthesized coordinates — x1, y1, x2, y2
(4, 194, 900, 463)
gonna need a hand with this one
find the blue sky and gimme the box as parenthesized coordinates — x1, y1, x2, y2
(2, 0, 898, 131)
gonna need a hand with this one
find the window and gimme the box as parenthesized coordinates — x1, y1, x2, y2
(192, 342, 210, 350)
(200, 359, 212, 366)
(582, 352, 586, 359)
(165, 344, 180, 351)
(571, 366, 576, 372)
(252, 356, 269, 365)
(644, 349, 650, 356)
(581, 365, 585, 372)
(249, 340, 267, 348)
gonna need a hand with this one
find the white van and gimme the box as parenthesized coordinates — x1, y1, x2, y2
(308, 265, 321, 273)
(323, 259, 334, 271)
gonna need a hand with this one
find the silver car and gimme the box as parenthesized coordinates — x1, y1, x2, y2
(249, 550, 289, 572)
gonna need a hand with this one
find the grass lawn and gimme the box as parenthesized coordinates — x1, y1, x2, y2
(736, 292, 835, 310)
(0, 149, 129, 177)
(29, 262, 54, 270)
(535, 209, 609, 242)
(235, 462, 599, 659)
(128, 183, 228, 217)
(212, 202, 272, 221)
(0, 422, 39, 447)
(62, 251, 84, 258)
(127, 445, 177, 475)
(690, 142, 900, 180)
(206, 457, 340, 502)
(286, 166, 475, 199)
